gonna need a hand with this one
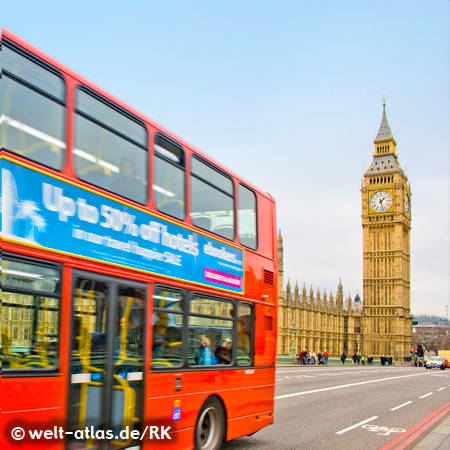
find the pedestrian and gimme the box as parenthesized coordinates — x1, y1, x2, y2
(323, 349, 329, 365)
(352, 352, 357, 365)
(361, 355, 365, 365)
(340, 352, 346, 365)
(317, 352, 323, 365)
(302, 350, 308, 366)
(310, 351, 316, 365)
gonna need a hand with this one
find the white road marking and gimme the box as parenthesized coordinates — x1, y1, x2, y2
(275, 372, 429, 400)
(390, 401, 413, 411)
(362, 424, 406, 436)
(437, 387, 446, 391)
(336, 416, 378, 435)
(419, 392, 433, 399)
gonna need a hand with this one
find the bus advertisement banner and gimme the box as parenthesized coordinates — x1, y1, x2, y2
(1, 159, 244, 293)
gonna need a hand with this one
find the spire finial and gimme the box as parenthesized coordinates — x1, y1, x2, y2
(382, 93, 387, 107)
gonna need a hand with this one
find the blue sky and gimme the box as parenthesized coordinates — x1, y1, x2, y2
(3, 0, 449, 317)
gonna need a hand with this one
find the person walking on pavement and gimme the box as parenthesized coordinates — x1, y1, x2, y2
(341, 351, 346, 365)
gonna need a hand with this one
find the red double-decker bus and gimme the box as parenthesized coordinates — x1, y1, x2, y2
(1, 28, 277, 450)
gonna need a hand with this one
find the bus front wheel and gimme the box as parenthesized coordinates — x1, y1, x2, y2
(194, 396, 226, 450)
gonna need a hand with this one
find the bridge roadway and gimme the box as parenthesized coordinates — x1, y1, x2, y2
(222, 365, 450, 450)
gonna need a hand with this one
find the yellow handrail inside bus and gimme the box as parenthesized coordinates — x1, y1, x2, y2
(110, 373, 139, 446)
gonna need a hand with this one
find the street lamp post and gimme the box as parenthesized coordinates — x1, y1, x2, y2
(289, 322, 296, 360)
(356, 334, 361, 355)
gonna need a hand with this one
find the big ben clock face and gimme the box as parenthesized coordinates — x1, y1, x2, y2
(370, 190, 393, 212)
(405, 193, 410, 214)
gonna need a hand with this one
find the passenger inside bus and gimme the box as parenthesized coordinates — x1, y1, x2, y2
(237, 319, 251, 360)
(110, 158, 145, 202)
(152, 312, 182, 360)
(194, 335, 217, 366)
(117, 287, 145, 357)
(215, 337, 232, 364)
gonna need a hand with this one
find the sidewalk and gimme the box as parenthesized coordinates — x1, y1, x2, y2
(412, 415, 450, 450)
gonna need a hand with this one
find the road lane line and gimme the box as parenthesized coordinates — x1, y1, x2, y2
(336, 416, 378, 435)
(437, 387, 446, 391)
(275, 372, 428, 400)
(390, 401, 413, 411)
(379, 401, 450, 450)
(419, 392, 433, 399)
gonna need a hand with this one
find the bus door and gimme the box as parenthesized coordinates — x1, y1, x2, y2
(67, 273, 146, 449)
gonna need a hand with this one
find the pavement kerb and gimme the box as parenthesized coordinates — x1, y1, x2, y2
(412, 414, 450, 450)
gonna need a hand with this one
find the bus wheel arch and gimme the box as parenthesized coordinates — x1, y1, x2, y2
(194, 395, 227, 450)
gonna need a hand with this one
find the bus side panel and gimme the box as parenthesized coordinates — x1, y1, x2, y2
(255, 195, 276, 261)
(226, 412, 273, 441)
(243, 194, 277, 303)
(144, 369, 274, 447)
(1, 377, 66, 450)
(253, 303, 277, 367)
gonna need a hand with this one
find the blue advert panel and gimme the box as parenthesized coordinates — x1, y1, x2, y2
(1, 159, 244, 293)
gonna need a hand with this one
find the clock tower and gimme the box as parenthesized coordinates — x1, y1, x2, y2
(361, 100, 412, 359)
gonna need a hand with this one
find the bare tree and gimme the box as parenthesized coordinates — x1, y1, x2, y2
(412, 326, 450, 354)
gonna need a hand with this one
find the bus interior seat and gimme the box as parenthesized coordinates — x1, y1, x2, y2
(158, 199, 185, 220)
(239, 236, 256, 249)
(213, 225, 234, 240)
(80, 168, 109, 188)
(192, 216, 212, 231)
(84, 384, 103, 427)
(32, 144, 62, 169)
(74, 154, 111, 188)
(111, 389, 126, 430)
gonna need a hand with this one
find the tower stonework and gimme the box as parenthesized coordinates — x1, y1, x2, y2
(361, 101, 412, 359)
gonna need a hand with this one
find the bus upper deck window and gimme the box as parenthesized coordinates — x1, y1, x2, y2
(190, 156, 235, 240)
(1, 41, 66, 170)
(154, 134, 186, 220)
(74, 88, 148, 204)
(238, 184, 258, 250)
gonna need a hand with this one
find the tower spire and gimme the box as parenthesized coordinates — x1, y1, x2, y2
(371, 96, 398, 160)
(374, 96, 395, 145)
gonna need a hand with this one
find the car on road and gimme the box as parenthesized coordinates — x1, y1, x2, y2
(425, 356, 446, 370)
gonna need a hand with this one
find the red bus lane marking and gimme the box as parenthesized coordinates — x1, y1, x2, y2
(393, 407, 450, 450)
(379, 401, 450, 450)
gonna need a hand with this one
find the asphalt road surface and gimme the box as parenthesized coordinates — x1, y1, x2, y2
(223, 365, 450, 450)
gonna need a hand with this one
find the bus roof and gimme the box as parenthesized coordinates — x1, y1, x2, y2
(2, 27, 274, 203)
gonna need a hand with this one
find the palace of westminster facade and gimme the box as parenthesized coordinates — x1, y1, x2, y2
(277, 102, 412, 359)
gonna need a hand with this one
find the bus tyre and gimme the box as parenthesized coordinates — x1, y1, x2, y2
(194, 396, 226, 450)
